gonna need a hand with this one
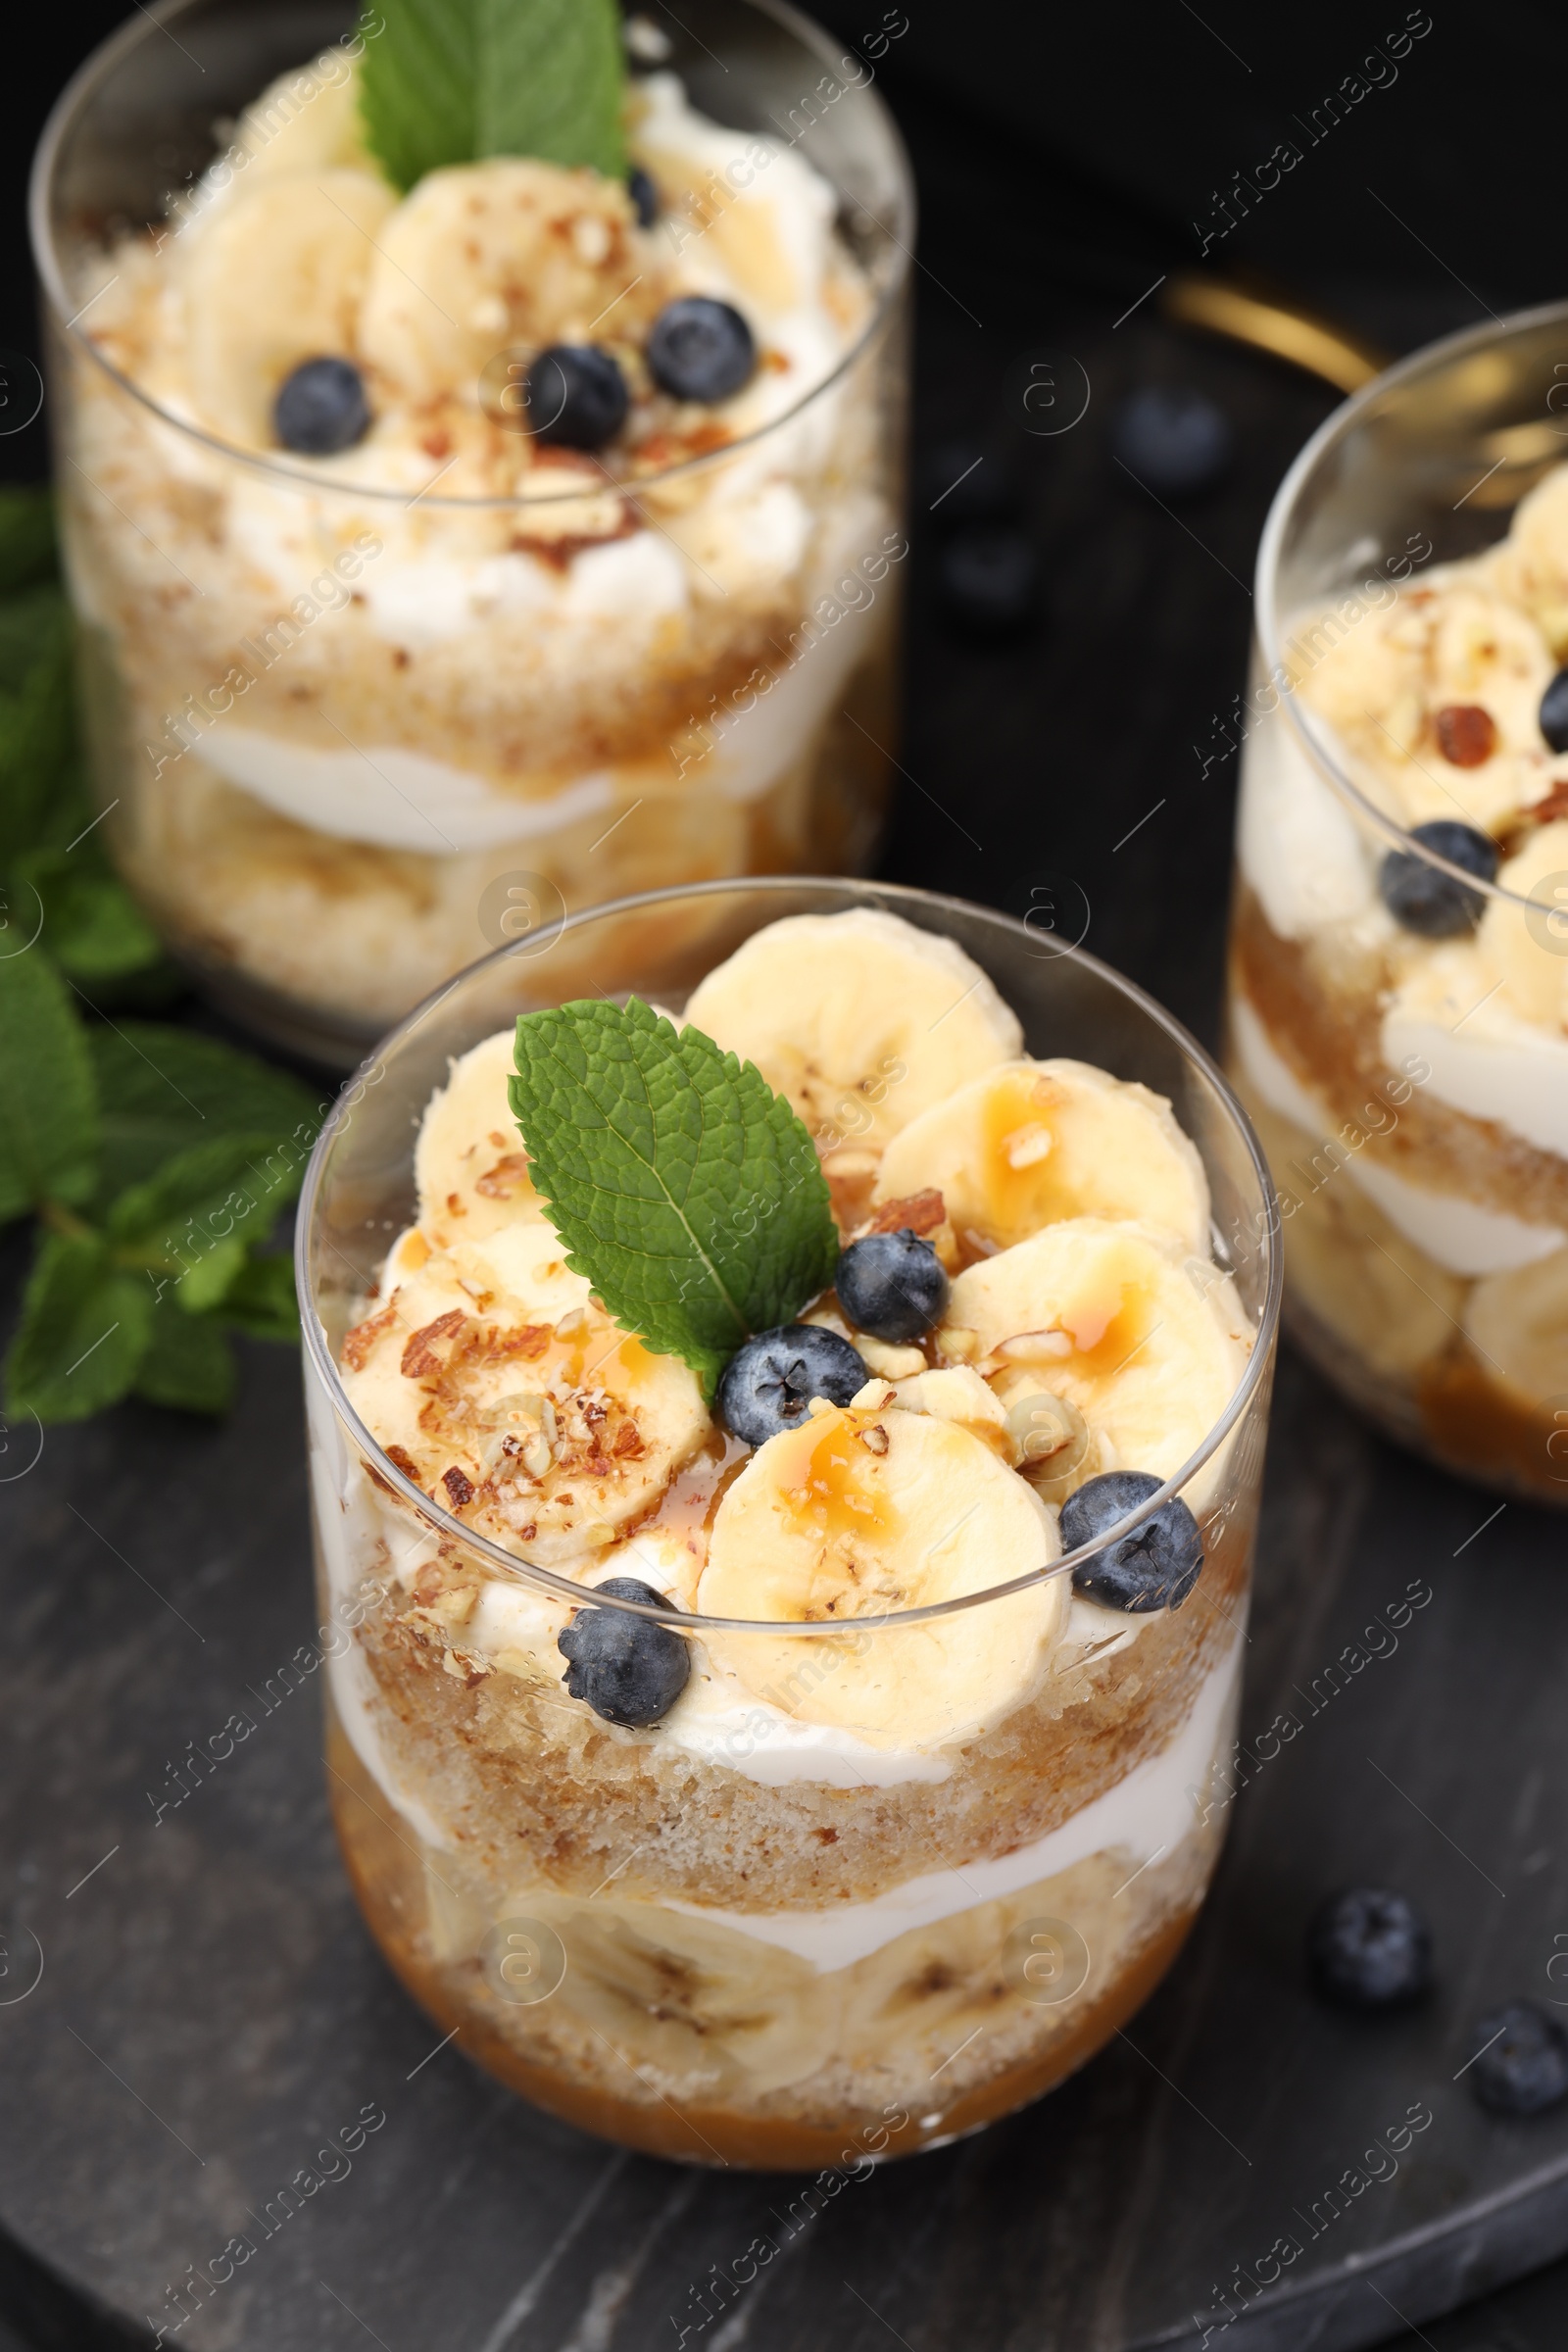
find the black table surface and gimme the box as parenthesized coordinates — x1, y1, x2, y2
(5, 23, 1568, 2352)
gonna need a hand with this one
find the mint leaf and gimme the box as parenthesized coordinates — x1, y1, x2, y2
(0, 949, 99, 1223)
(17, 849, 165, 984)
(134, 1297, 236, 1415)
(359, 0, 625, 191)
(106, 1134, 304, 1303)
(89, 1022, 319, 1195)
(509, 999, 838, 1395)
(4, 1230, 152, 1423)
(221, 1250, 301, 1344)
(0, 489, 57, 598)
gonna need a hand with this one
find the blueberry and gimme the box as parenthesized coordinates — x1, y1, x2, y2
(716, 1324, 868, 1447)
(1467, 2000, 1568, 2116)
(273, 357, 370, 455)
(1112, 385, 1232, 498)
(836, 1229, 949, 1344)
(524, 344, 628, 450)
(1379, 818, 1498, 937)
(627, 165, 659, 227)
(1541, 667, 1568, 752)
(1059, 1470, 1203, 1612)
(938, 526, 1038, 640)
(647, 297, 756, 402)
(558, 1576, 689, 1726)
(1307, 1887, 1433, 2009)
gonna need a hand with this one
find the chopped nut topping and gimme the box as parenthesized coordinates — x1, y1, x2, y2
(858, 1423, 890, 1455)
(442, 1465, 476, 1507)
(343, 1302, 399, 1371)
(863, 1188, 946, 1238)
(474, 1152, 532, 1199)
(385, 1443, 419, 1480)
(401, 1309, 467, 1378)
(446, 1191, 466, 1215)
(1434, 703, 1496, 767)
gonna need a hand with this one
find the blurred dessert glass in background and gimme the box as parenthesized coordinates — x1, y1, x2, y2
(31, 0, 911, 1062)
(1226, 305, 1568, 1501)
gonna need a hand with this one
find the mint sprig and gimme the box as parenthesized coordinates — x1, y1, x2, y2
(0, 486, 318, 1426)
(358, 0, 626, 192)
(509, 999, 839, 1396)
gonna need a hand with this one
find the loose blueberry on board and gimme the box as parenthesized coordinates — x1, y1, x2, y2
(1307, 1887, 1433, 2009)
(646, 297, 756, 402)
(273, 357, 371, 455)
(1060, 1470, 1204, 1612)
(524, 344, 629, 450)
(837, 1229, 950, 1343)
(717, 1325, 868, 1446)
(1379, 817, 1499, 937)
(1467, 2000, 1568, 2115)
(627, 164, 659, 227)
(1540, 666, 1568, 752)
(939, 526, 1038, 640)
(558, 1576, 689, 1727)
(1112, 385, 1232, 497)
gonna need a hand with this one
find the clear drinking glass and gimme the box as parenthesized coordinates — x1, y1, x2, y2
(31, 0, 911, 1065)
(1228, 304, 1568, 1503)
(297, 877, 1280, 2168)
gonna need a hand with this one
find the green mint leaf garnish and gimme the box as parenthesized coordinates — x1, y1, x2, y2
(509, 998, 839, 1396)
(0, 502, 318, 1427)
(5, 1230, 153, 1423)
(358, 0, 626, 192)
(133, 1297, 237, 1416)
(0, 949, 99, 1223)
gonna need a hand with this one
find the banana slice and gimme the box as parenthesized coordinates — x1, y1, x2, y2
(949, 1219, 1248, 1484)
(1478, 818, 1568, 1028)
(697, 1402, 1062, 1744)
(340, 1223, 708, 1564)
(682, 909, 1023, 1151)
(1467, 1244, 1568, 1410)
(855, 1366, 1016, 1460)
(182, 168, 396, 444)
(874, 1057, 1209, 1255)
(359, 159, 660, 406)
(415, 1029, 538, 1246)
(224, 54, 375, 187)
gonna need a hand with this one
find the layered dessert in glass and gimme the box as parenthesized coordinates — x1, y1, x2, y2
(32, 0, 910, 1062)
(299, 879, 1279, 2167)
(1228, 306, 1568, 1501)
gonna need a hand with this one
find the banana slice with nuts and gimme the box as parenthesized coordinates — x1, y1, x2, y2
(697, 1401, 1063, 1745)
(416, 1028, 538, 1246)
(359, 159, 661, 405)
(682, 908, 1022, 1152)
(875, 1058, 1209, 1256)
(182, 169, 396, 445)
(949, 1218, 1248, 1483)
(341, 1223, 707, 1564)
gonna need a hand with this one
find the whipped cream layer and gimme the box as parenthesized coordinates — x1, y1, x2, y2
(663, 1631, 1240, 1971)
(1231, 994, 1566, 1276)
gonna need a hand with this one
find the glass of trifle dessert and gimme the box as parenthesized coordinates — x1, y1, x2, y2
(32, 0, 910, 1063)
(298, 877, 1280, 2166)
(1227, 304, 1568, 1502)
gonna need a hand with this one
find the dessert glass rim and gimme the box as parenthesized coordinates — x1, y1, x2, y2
(1255, 293, 1568, 916)
(27, 0, 915, 513)
(295, 872, 1283, 1636)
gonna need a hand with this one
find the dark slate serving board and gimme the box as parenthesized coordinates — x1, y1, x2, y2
(7, 20, 1568, 2347)
(1, 1334, 1566, 2352)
